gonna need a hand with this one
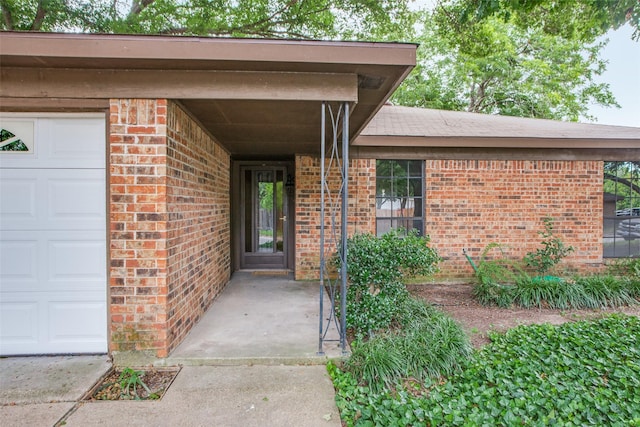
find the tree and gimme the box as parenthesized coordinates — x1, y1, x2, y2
(392, 4, 620, 121)
(0, 0, 415, 40)
(453, 0, 640, 42)
(604, 161, 640, 211)
(1, 0, 633, 122)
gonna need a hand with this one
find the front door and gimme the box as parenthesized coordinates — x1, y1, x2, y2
(239, 165, 289, 269)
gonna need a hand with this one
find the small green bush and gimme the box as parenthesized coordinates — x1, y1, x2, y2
(471, 220, 639, 309)
(523, 217, 574, 275)
(341, 229, 440, 339)
(474, 243, 524, 286)
(608, 257, 640, 279)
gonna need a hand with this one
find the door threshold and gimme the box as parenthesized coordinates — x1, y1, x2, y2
(237, 269, 292, 276)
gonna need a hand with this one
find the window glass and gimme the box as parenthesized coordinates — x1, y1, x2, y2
(603, 161, 640, 258)
(376, 160, 424, 237)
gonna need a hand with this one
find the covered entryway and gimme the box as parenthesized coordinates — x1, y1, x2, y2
(0, 114, 107, 355)
(0, 32, 417, 357)
(234, 161, 295, 270)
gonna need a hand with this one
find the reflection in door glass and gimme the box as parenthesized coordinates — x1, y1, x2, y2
(275, 170, 284, 253)
(257, 171, 274, 252)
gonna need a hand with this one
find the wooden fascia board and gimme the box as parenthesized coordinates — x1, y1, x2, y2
(0, 68, 358, 102)
(0, 32, 417, 67)
(351, 146, 640, 161)
(353, 135, 640, 149)
(0, 97, 109, 111)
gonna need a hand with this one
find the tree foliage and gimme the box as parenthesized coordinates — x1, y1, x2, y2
(1, 0, 636, 122)
(392, 2, 625, 121)
(455, 0, 640, 42)
(0, 0, 415, 40)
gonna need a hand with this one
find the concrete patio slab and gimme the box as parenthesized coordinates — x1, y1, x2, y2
(0, 402, 75, 427)
(163, 271, 347, 366)
(0, 355, 111, 405)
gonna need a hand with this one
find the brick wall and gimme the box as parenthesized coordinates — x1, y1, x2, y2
(425, 160, 604, 278)
(109, 99, 170, 355)
(294, 157, 603, 281)
(109, 99, 230, 357)
(295, 155, 375, 280)
(165, 102, 231, 352)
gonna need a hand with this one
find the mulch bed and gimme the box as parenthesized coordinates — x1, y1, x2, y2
(85, 366, 180, 401)
(408, 282, 640, 348)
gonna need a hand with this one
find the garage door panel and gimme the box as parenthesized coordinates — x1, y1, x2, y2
(0, 293, 107, 355)
(1, 231, 105, 293)
(0, 238, 39, 285)
(48, 297, 107, 345)
(0, 174, 37, 227)
(47, 118, 106, 164)
(49, 234, 106, 285)
(1, 115, 105, 169)
(48, 172, 105, 228)
(0, 169, 105, 231)
(0, 300, 39, 349)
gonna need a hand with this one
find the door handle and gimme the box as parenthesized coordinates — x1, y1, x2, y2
(280, 216, 287, 222)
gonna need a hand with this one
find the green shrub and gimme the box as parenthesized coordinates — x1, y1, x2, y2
(344, 297, 470, 392)
(472, 243, 522, 307)
(607, 257, 640, 279)
(523, 217, 574, 275)
(341, 229, 440, 339)
(331, 315, 640, 426)
(474, 242, 524, 286)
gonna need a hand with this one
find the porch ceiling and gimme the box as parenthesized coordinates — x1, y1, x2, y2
(0, 32, 417, 158)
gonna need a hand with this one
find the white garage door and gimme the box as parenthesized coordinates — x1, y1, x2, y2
(0, 114, 107, 355)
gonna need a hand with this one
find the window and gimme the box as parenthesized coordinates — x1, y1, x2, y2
(603, 161, 640, 258)
(0, 119, 35, 153)
(376, 160, 424, 236)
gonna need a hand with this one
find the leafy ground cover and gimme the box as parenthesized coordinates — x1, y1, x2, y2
(331, 315, 640, 426)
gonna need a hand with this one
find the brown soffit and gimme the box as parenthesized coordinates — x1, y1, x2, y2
(0, 32, 417, 157)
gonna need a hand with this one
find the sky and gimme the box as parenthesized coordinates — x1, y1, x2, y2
(587, 25, 640, 128)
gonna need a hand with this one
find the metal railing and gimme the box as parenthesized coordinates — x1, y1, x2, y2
(318, 101, 349, 355)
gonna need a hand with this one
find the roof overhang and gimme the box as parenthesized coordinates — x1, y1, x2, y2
(354, 106, 640, 158)
(0, 32, 417, 158)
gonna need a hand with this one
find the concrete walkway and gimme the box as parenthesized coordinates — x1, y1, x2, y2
(165, 271, 345, 366)
(0, 272, 344, 426)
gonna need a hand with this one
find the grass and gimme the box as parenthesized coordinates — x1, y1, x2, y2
(330, 315, 640, 426)
(475, 274, 640, 309)
(344, 297, 470, 392)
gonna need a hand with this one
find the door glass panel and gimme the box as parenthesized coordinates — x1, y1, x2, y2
(252, 169, 285, 254)
(256, 171, 274, 253)
(275, 170, 284, 253)
(240, 165, 288, 270)
(244, 169, 252, 252)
